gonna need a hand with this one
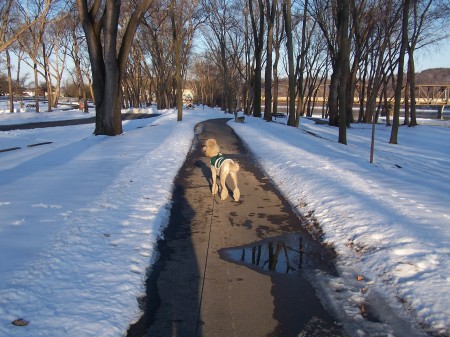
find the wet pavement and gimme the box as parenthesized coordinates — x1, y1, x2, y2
(127, 118, 346, 337)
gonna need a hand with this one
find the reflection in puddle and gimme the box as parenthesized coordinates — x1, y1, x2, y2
(220, 233, 331, 275)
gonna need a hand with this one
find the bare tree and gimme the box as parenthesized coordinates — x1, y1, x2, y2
(406, 0, 447, 126)
(313, 0, 340, 125)
(46, 14, 71, 108)
(202, 0, 234, 113)
(249, 0, 265, 118)
(0, 0, 51, 53)
(141, 6, 174, 110)
(357, 0, 401, 125)
(283, 0, 296, 125)
(336, 0, 350, 144)
(390, 0, 410, 144)
(294, 0, 309, 126)
(6, 49, 14, 111)
(17, 0, 53, 113)
(272, 0, 284, 116)
(191, 54, 223, 107)
(123, 43, 146, 109)
(303, 31, 328, 116)
(169, 0, 201, 121)
(66, 13, 89, 112)
(229, 6, 252, 113)
(169, 0, 183, 120)
(12, 48, 29, 108)
(1, 1, 14, 112)
(346, 0, 374, 124)
(76, 0, 154, 136)
(263, 0, 277, 121)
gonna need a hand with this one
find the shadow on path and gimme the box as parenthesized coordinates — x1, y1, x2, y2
(127, 118, 346, 337)
(0, 113, 159, 131)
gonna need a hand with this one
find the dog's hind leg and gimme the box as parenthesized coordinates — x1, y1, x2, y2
(230, 171, 240, 202)
(211, 167, 218, 195)
(219, 171, 229, 200)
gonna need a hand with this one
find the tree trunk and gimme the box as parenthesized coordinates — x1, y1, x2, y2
(249, 0, 265, 118)
(72, 29, 88, 112)
(337, 0, 350, 144)
(272, 9, 283, 117)
(346, 55, 357, 125)
(6, 50, 13, 112)
(42, 43, 52, 112)
(101, 59, 122, 135)
(390, 0, 410, 144)
(328, 67, 339, 126)
(175, 42, 183, 121)
(170, 0, 183, 121)
(295, 0, 308, 127)
(358, 60, 368, 123)
(88, 76, 94, 107)
(33, 60, 40, 113)
(408, 50, 418, 126)
(404, 73, 410, 124)
(15, 52, 23, 110)
(264, 0, 277, 122)
(384, 73, 392, 126)
(219, 39, 232, 113)
(273, 67, 279, 116)
(77, 0, 154, 136)
(283, 0, 296, 126)
(322, 54, 329, 118)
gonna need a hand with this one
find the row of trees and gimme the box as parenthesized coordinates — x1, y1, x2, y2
(1, 0, 449, 141)
(196, 0, 448, 144)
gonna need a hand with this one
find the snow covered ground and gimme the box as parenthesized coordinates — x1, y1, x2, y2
(0, 102, 449, 337)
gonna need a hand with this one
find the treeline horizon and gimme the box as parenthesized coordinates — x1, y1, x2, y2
(1, 0, 449, 141)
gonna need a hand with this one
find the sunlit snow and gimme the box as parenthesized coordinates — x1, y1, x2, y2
(0, 102, 449, 336)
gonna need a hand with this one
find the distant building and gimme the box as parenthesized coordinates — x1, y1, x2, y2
(182, 89, 194, 103)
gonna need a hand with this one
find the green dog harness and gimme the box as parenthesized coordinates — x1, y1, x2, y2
(210, 153, 227, 169)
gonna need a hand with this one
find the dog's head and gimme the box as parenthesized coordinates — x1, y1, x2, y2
(202, 138, 221, 158)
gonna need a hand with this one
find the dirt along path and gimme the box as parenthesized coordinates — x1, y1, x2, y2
(127, 118, 346, 337)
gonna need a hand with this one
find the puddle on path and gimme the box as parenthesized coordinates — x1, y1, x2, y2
(219, 233, 335, 276)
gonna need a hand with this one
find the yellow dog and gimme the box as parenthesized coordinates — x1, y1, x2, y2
(202, 138, 240, 202)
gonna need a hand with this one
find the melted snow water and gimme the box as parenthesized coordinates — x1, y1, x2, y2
(219, 232, 335, 275)
(219, 233, 428, 336)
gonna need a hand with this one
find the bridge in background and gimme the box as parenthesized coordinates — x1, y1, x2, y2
(413, 85, 449, 105)
(263, 84, 449, 120)
(266, 84, 449, 105)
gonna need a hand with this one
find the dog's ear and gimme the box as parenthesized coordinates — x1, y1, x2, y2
(206, 139, 216, 148)
(211, 139, 220, 152)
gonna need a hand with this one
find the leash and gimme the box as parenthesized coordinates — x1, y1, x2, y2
(196, 191, 216, 336)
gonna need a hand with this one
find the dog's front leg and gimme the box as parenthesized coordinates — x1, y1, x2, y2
(211, 166, 218, 195)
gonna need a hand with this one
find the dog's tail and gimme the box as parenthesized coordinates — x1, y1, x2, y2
(230, 161, 240, 172)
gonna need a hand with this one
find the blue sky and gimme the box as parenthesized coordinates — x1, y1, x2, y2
(7, 37, 449, 87)
(414, 38, 450, 71)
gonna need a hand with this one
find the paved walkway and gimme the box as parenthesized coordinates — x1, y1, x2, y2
(127, 118, 346, 337)
(0, 112, 159, 131)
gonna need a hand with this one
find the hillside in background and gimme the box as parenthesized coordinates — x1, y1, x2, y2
(415, 68, 450, 84)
